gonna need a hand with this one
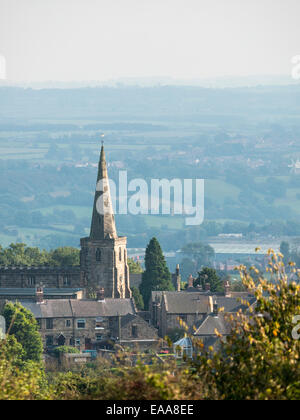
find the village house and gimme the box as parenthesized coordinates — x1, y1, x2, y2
(150, 286, 256, 339)
(15, 286, 159, 351)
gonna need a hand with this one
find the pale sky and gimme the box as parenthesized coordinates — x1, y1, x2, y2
(0, 0, 299, 82)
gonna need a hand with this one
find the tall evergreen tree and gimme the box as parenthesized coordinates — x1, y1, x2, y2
(139, 237, 173, 309)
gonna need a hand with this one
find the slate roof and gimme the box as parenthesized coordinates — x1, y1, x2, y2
(0, 288, 82, 296)
(214, 296, 256, 313)
(162, 292, 210, 314)
(70, 299, 135, 317)
(193, 314, 231, 336)
(20, 298, 135, 319)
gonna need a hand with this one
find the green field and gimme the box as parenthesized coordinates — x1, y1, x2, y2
(37, 205, 91, 218)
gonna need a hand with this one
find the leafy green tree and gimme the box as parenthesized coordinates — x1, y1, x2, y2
(0, 336, 50, 400)
(0, 243, 49, 266)
(180, 257, 197, 281)
(127, 258, 143, 274)
(49, 247, 80, 266)
(3, 302, 43, 363)
(181, 242, 215, 270)
(140, 238, 173, 309)
(131, 286, 144, 310)
(53, 346, 80, 358)
(194, 267, 224, 293)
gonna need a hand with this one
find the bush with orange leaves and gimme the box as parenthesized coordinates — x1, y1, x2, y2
(190, 249, 300, 400)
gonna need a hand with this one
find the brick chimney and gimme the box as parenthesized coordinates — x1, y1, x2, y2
(35, 285, 44, 304)
(213, 300, 218, 316)
(224, 280, 231, 297)
(205, 283, 211, 291)
(188, 274, 194, 288)
(97, 287, 105, 301)
(172, 264, 181, 291)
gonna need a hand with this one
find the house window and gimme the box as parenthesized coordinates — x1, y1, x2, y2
(69, 338, 74, 346)
(95, 317, 104, 329)
(75, 338, 81, 346)
(132, 324, 138, 338)
(77, 319, 86, 329)
(63, 276, 70, 286)
(46, 318, 53, 330)
(37, 319, 42, 330)
(66, 320, 71, 328)
(28, 276, 36, 286)
(96, 334, 102, 342)
(96, 248, 101, 262)
(46, 335, 53, 347)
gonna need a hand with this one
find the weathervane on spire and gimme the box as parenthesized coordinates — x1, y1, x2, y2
(100, 133, 105, 146)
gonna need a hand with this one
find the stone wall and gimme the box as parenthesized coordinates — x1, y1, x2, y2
(0, 267, 81, 288)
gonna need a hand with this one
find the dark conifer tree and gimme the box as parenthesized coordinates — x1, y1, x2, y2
(139, 237, 174, 309)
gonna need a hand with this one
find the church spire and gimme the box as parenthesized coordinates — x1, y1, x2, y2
(90, 144, 118, 240)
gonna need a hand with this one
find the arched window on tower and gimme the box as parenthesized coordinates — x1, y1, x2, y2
(96, 248, 101, 262)
(119, 247, 122, 261)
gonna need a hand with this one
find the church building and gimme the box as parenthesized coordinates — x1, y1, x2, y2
(0, 145, 131, 299)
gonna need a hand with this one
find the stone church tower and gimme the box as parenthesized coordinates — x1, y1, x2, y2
(80, 145, 131, 298)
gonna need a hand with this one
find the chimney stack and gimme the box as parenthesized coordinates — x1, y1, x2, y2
(188, 274, 194, 288)
(224, 280, 231, 297)
(205, 283, 211, 291)
(172, 264, 181, 291)
(213, 300, 218, 316)
(35, 285, 44, 304)
(97, 287, 105, 301)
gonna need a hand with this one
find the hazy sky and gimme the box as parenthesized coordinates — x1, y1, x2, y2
(0, 0, 300, 82)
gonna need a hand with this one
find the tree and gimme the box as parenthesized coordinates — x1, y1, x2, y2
(49, 247, 80, 266)
(2, 302, 43, 363)
(180, 257, 197, 282)
(194, 267, 224, 293)
(192, 250, 300, 400)
(0, 243, 49, 266)
(139, 238, 173, 309)
(131, 286, 144, 310)
(181, 242, 215, 270)
(127, 258, 143, 274)
(0, 336, 50, 400)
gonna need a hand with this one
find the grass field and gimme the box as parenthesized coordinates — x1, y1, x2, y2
(204, 179, 241, 204)
(37, 205, 92, 218)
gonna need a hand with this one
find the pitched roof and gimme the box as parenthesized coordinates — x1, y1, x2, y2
(20, 298, 135, 319)
(214, 296, 256, 313)
(162, 292, 210, 314)
(174, 336, 193, 347)
(70, 299, 135, 317)
(22, 300, 74, 318)
(194, 314, 231, 336)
